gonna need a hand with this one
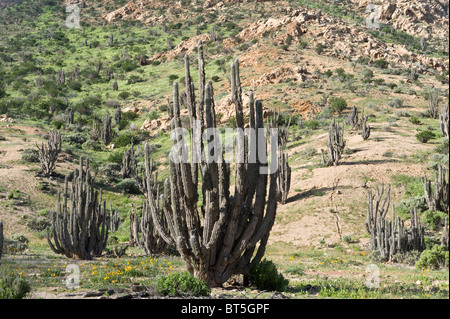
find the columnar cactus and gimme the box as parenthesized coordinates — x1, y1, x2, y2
(107, 204, 120, 233)
(267, 108, 291, 204)
(322, 119, 345, 166)
(277, 151, 291, 205)
(428, 88, 441, 119)
(422, 164, 449, 214)
(143, 41, 279, 287)
(121, 140, 137, 179)
(36, 129, 61, 177)
(360, 110, 370, 140)
(442, 216, 449, 251)
(0, 221, 3, 261)
(439, 101, 449, 138)
(90, 120, 100, 141)
(128, 143, 169, 255)
(114, 107, 122, 127)
(366, 185, 425, 261)
(46, 157, 109, 260)
(101, 111, 113, 146)
(348, 106, 359, 129)
(130, 199, 169, 256)
(65, 108, 74, 125)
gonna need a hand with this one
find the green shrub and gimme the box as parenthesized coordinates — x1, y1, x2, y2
(416, 245, 449, 270)
(315, 43, 326, 54)
(373, 59, 389, 69)
(329, 97, 347, 115)
(421, 210, 447, 231)
(434, 139, 449, 154)
(408, 116, 421, 125)
(107, 148, 125, 164)
(156, 271, 211, 297)
(118, 91, 131, 100)
(82, 139, 102, 151)
(249, 259, 289, 292)
(304, 119, 321, 130)
(115, 178, 140, 194)
(416, 130, 436, 143)
(26, 217, 50, 232)
(388, 98, 404, 108)
(2, 236, 28, 254)
(113, 131, 136, 148)
(0, 269, 31, 299)
(51, 119, 64, 129)
(21, 149, 39, 162)
(62, 133, 87, 146)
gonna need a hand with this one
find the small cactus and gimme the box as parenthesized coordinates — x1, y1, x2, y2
(36, 129, 61, 177)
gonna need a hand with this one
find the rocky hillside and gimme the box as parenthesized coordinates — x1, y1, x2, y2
(0, 0, 448, 249)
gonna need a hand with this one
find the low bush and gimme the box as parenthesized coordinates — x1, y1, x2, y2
(408, 116, 421, 125)
(249, 259, 289, 292)
(21, 149, 39, 162)
(416, 245, 449, 270)
(416, 130, 436, 143)
(115, 178, 140, 194)
(329, 97, 347, 115)
(156, 271, 211, 297)
(0, 268, 31, 299)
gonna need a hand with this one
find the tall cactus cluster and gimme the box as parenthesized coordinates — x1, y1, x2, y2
(139, 41, 280, 287)
(36, 129, 61, 177)
(366, 185, 425, 261)
(46, 157, 109, 260)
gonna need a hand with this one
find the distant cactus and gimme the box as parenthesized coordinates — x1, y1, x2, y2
(422, 164, 449, 214)
(348, 106, 359, 129)
(439, 101, 449, 138)
(428, 88, 441, 119)
(101, 111, 113, 146)
(322, 119, 345, 166)
(277, 151, 291, 205)
(442, 217, 449, 251)
(267, 107, 292, 204)
(36, 129, 61, 177)
(360, 110, 370, 140)
(366, 185, 425, 261)
(0, 221, 3, 261)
